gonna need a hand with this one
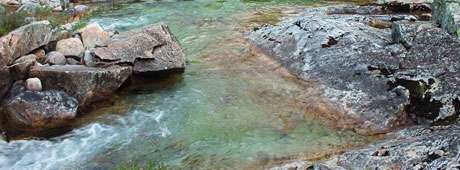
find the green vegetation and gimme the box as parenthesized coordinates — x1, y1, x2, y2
(0, 5, 74, 37)
(0, 11, 28, 37)
(70, 19, 89, 32)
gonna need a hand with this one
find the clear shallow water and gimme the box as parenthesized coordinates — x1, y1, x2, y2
(0, 0, 374, 169)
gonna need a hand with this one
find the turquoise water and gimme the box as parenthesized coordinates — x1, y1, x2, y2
(0, 0, 373, 169)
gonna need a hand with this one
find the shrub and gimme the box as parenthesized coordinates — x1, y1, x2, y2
(0, 5, 76, 37)
(0, 11, 28, 37)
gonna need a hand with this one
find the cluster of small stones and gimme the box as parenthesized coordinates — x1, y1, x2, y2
(9, 22, 111, 91)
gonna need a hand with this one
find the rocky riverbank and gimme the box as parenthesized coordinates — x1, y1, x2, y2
(0, 20, 185, 139)
(249, 0, 460, 169)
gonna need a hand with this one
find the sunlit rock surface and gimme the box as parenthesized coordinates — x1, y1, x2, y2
(93, 24, 185, 74)
(249, 7, 460, 134)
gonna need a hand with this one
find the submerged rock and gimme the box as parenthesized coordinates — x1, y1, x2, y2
(273, 124, 460, 170)
(249, 7, 460, 134)
(92, 24, 185, 74)
(2, 82, 78, 130)
(320, 124, 460, 169)
(29, 65, 132, 108)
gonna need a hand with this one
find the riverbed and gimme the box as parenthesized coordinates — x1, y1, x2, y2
(0, 0, 376, 169)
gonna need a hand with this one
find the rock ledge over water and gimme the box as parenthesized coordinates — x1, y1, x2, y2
(249, 5, 459, 135)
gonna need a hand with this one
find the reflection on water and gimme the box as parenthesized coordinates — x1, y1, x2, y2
(0, 0, 375, 169)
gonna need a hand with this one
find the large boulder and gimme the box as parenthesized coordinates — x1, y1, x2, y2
(56, 37, 85, 58)
(79, 23, 110, 49)
(0, 21, 58, 66)
(249, 7, 460, 134)
(29, 65, 132, 108)
(432, 0, 460, 37)
(2, 82, 78, 130)
(92, 24, 185, 74)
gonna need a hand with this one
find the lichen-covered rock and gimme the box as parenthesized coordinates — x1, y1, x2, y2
(29, 65, 132, 108)
(272, 124, 460, 170)
(249, 7, 460, 134)
(2, 82, 78, 130)
(56, 38, 84, 58)
(0, 21, 58, 66)
(319, 124, 460, 169)
(93, 24, 185, 74)
(45, 51, 66, 65)
(432, 0, 460, 37)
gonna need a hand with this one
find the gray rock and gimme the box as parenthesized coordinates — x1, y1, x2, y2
(2, 82, 78, 130)
(92, 24, 185, 74)
(66, 57, 80, 65)
(83, 50, 95, 67)
(56, 38, 85, 58)
(73, 4, 88, 15)
(379, 0, 432, 13)
(316, 124, 460, 169)
(391, 22, 412, 49)
(0, 66, 11, 99)
(45, 51, 66, 65)
(25, 77, 41, 91)
(0, 21, 58, 66)
(79, 23, 110, 49)
(327, 5, 385, 15)
(432, 0, 460, 37)
(10, 54, 37, 80)
(29, 65, 132, 108)
(249, 7, 460, 134)
(328, 1, 432, 15)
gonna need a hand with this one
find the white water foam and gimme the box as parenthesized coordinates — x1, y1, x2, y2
(0, 110, 169, 170)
